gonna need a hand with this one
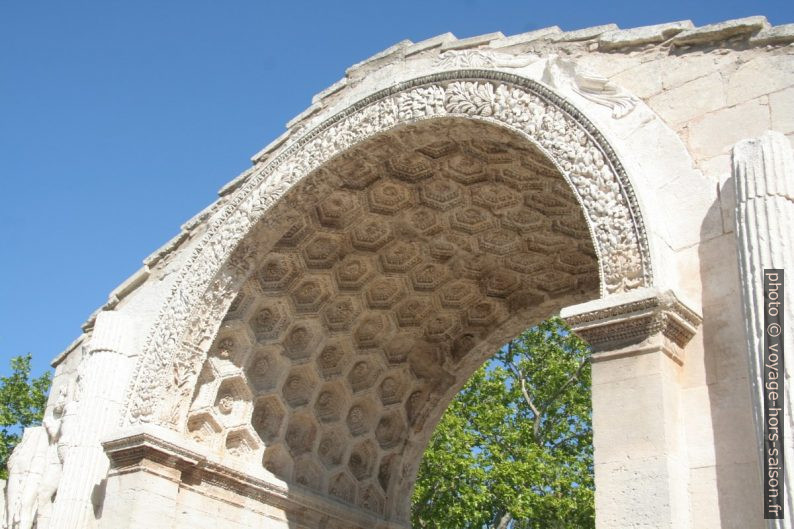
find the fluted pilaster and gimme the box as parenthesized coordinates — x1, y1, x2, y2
(49, 311, 136, 528)
(733, 130, 794, 528)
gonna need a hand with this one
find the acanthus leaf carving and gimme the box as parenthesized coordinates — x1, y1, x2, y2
(444, 81, 497, 117)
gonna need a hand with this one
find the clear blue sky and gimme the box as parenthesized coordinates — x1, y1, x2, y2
(2, 1, 792, 379)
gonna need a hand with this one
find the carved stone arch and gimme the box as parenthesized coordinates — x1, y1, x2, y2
(123, 70, 653, 434)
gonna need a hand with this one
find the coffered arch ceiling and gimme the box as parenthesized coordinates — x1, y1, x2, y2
(185, 117, 601, 521)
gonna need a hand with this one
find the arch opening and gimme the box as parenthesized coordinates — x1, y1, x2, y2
(184, 118, 601, 523)
(124, 71, 652, 433)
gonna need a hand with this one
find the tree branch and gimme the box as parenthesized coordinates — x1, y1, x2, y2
(506, 359, 542, 444)
(539, 356, 590, 420)
(495, 511, 513, 529)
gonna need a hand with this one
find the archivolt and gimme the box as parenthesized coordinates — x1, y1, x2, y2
(123, 69, 652, 427)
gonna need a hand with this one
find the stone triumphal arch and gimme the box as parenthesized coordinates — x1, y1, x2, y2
(4, 16, 793, 529)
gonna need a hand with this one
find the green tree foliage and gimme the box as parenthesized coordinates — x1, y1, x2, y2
(0, 354, 52, 479)
(412, 317, 593, 529)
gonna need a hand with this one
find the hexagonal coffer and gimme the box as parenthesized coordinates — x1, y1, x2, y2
(210, 322, 253, 370)
(360, 485, 385, 515)
(375, 411, 406, 449)
(350, 217, 392, 251)
(314, 383, 345, 423)
(334, 255, 374, 291)
(417, 140, 457, 159)
(447, 152, 485, 184)
(478, 228, 521, 255)
(213, 377, 252, 427)
(379, 241, 422, 273)
(246, 346, 285, 393)
(249, 300, 289, 343)
(382, 334, 413, 365)
(532, 269, 575, 294)
(289, 277, 332, 313)
(225, 426, 261, 460)
(285, 414, 317, 457)
(282, 321, 324, 362)
(251, 396, 285, 443)
(378, 454, 397, 492)
(450, 206, 496, 235)
(275, 216, 309, 248)
(282, 367, 317, 408)
(348, 439, 376, 481)
(322, 296, 361, 332)
(354, 314, 391, 350)
(263, 445, 292, 481)
(365, 277, 407, 309)
(423, 312, 461, 343)
(316, 191, 359, 229)
(419, 178, 464, 211)
(394, 297, 433, 328)
(379, 375, 406, 406)
(347, 359, 381, 393)
(318, 428, 346, 469)
(472, 182, 519, 211)
(467, 139, 513, 164)
(346, 401, 374, 437)
(293, 456, 324, 492)
(385, 152, 432, 182)
(316, 339, 352, 380)
(329, 471, 356, 504)
(257, 253, 300, 292)
(333, 152, 379, 189)
(410, 262, 449, 291)
(368, 181, 412, 215)
(302, 234, 343, 269)
(501, 207, 545, 232)
(187, 412, 222, 447)
(406, 207, 441, 235)
(482, 269, 520, 298)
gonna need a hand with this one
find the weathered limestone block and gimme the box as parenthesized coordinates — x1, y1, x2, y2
(689, 98, 771, 159)
(552, 23, 618, 42)
(750, 23, 794, 46)
(490, 26, 561, 48)
(770, 88, 794, 136)
(672, 16, 769, 46)
(647, 71, 727, 127)
(726, 54, 794, 107)
(562, 288, 701, 529)
(597, 21, 693, 50)
(733, 131, 794, 529)
(439, 31, 504, 50)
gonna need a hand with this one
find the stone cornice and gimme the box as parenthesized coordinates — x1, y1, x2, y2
(561, 288, 702, 363)
(102, 426, 409, 529)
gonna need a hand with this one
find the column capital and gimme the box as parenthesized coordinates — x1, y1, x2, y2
(85, 310, 136, 356)
(102, 425, 205, 474)
(561, 288, 702, 364)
